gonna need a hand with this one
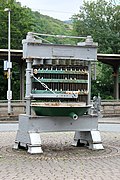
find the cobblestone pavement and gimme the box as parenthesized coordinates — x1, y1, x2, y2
(0, 131, 120, 180)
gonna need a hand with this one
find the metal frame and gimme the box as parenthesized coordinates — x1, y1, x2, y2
(13, 32, 104, 154)
(14, 114, 103, 154)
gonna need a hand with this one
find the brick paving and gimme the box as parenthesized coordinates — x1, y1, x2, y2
(0, 131, 120, 180)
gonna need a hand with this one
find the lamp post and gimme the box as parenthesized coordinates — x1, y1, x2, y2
(4, 8, 12, 115)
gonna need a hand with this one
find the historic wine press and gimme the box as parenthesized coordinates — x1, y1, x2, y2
(14, 32, 103, 153)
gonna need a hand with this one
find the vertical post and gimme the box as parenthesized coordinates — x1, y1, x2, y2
(116, 68, 119, 100)
(26, 59, 32, 115)
(20, 61, 25, 100)
(93, 62, 96, 80)
(8, 9, 11, 114)
(4, 8, 12, 115)
(88, 61, 91, 105)
(113, 66, 119, 100)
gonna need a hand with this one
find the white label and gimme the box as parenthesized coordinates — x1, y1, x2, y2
(7, 90, 12, 100)
(4, 61, 8, 71)
(7, 62, 12, 69)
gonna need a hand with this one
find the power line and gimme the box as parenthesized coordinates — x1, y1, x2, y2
(32, 8, 77, 15)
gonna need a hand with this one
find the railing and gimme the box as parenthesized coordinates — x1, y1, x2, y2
(101, 100, 120, 117)
(0, 100, 26, 117)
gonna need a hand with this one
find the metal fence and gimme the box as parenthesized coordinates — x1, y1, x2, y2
(0, 100, 26, 117)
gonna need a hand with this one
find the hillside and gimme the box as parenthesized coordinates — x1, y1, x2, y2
(0, 0, 73, 50)
(0, 0, 73, 100)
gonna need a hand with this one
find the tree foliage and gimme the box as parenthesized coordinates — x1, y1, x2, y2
(0, 0, 72, 49)
(72, 0, 120, 53)
(0, 0, 72, 100)
(0, 0, 119, 100)
(72, 0, 120, 99)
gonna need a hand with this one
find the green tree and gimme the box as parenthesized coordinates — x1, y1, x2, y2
(0, 0, 72, 100)
(72, 0, 120, 53)
(72, 0, 120, 99)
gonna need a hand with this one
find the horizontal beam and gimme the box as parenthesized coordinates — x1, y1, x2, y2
(0, 49, 120, 67)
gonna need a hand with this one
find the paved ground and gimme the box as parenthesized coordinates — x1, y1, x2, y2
(0, 131, 120, 180)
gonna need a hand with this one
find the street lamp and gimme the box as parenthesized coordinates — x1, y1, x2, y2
(4, 8, 12, 115)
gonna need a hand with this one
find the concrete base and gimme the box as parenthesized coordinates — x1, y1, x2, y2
(72, 130, 104, 150)
(13, 114, 103, 154)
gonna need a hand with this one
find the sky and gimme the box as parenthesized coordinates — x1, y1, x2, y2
(16, 0, 84, 20)
(16, 0, 120, 21)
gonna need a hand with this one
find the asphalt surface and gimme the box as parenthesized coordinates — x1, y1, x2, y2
(0, 130, 120, 180)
